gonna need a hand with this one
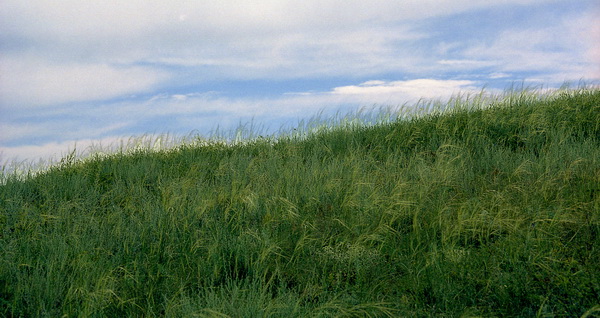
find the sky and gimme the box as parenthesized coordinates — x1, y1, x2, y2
(1, 0, 599, 167)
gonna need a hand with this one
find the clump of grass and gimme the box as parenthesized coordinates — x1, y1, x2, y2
(1, 86, 599, 317)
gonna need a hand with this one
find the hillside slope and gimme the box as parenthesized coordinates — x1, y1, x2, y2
(1, 89, 599, 317)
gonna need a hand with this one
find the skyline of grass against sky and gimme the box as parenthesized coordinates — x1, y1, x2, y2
(1, 0, 599, 164)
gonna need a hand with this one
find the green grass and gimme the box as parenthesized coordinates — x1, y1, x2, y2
(1, 87, 599, 317)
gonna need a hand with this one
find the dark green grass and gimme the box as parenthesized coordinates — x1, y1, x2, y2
(1, 88, 599, 317)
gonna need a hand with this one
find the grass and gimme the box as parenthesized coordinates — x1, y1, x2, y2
(1, 86, 599, 317)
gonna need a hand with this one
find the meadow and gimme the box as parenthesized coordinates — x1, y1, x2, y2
(1, 87, 599, 317)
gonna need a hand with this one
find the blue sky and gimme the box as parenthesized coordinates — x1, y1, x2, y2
(1, 0, 598, 165)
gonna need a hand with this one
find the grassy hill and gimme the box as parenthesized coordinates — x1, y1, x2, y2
(1, 88, 599, 317)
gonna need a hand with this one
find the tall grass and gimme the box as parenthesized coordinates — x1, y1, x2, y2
(1, 87, 599, 317)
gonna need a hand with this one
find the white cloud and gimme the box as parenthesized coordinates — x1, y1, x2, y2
(330, 79, 481, 103)
(1, 0, 558, 38)
(460, 11, 598, 82)
(573, 11, 600, 80)
(437, 59, 497, 68)
(0, 55, 169, 108)
(489, 72, 511, 79)
(0, 0, 564, 74)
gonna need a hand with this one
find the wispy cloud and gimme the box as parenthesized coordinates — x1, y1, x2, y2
(0, 0, 572, 81)
(0, 56, 169, 108)
(331, 79, 480, 101)
(460, 11, 599, 82)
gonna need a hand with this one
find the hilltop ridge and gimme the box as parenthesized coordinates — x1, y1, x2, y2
(1, 88, 599, 317)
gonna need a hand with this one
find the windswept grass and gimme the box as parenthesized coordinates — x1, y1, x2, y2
(1, 87, 599, 317)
